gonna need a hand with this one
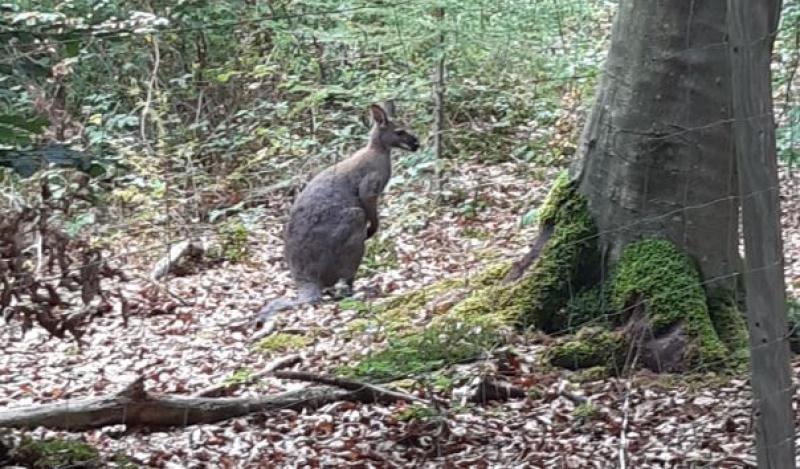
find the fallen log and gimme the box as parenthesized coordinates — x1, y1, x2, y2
(0, 374, 417, 431)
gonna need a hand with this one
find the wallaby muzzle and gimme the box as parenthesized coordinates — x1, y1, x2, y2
(402, 135, 420, 152)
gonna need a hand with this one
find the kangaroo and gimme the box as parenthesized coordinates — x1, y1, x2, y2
(255, 103, 419, 326)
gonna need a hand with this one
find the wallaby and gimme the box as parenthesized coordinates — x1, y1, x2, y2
(255, 102, 419, 326)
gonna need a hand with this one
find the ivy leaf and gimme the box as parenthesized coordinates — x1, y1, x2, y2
(66, 212, 96, 238)
(520, 208, 539, 227)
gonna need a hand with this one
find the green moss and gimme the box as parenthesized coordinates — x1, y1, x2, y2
(537, 170, 570, 227)
(224, 368, 253, 386)
(376, 278, 462, 319)
(366, 263, 512, 337)
(445, 283, 514, 327)
(545, 240, 748, 372)
(467, 262, 513, 288)
(344, 317, 372, 337)
(437, 176, 596, 332)
(548, 327, 625, 370)
(339, 264, 517, 379)
(706, 289, 750, 366)
(345, 308, 508, 380)
(572, 402, 601, 420)
(15, 437, 100, 469)
(510, 177, 597, 330)
(338, 298, 371, 315)
(574, 365, 612, 382)
(347, 177, 746, 376)
(254, 332, 310, 353)
(611, 239, 729, 367)
(432, 373, 456, 392)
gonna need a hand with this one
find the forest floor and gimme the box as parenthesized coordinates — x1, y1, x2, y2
(2, 159, 800, 468)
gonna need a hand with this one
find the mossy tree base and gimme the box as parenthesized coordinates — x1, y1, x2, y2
(347, 174, 749, 380)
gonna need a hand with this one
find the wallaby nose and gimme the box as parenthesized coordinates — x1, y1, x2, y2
(409, 137, 420, 151)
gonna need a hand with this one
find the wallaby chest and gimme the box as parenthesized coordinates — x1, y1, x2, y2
(296, 148, 391, 208)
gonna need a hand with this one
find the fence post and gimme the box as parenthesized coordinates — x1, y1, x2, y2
(728, 1, 796, 467)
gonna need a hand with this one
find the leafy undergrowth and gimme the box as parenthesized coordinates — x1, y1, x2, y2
(8, 437, 101, 468)
(2, 161, 799, 467)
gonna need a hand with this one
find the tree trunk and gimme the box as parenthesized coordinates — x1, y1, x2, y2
(573, 1, 739, 292)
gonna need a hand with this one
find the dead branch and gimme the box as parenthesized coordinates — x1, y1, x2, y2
(273, 370, 428, 405)
(1, 181, 127, 341)
(193, 354, 302, 398)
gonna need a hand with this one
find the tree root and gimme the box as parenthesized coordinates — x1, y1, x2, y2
(502, 223, 554, 283)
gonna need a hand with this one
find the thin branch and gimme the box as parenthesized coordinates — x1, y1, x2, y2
(193, 355, 301, 398)
(274, 370, 428, 405)
(140, 36, 160, 156)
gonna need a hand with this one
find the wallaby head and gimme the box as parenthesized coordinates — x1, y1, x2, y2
(368, 103, 420, 152)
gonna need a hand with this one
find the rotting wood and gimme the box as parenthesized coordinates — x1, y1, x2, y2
(467, 376, 526, 404)
(149, 239, 204, 281)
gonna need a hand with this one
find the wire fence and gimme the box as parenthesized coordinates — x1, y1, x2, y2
(1, 0, 799, 466)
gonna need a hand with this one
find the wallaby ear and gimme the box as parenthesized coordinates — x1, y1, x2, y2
(370, 104, 389, 127)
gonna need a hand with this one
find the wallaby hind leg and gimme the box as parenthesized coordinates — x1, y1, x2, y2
(286, 206, 365, 288)
(333, 209, 367, 288)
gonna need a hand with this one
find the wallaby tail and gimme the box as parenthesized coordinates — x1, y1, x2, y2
(253, 283, 322, 328)
(253, 296, 307, 328)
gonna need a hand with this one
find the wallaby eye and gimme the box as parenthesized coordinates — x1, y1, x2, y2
(396, 130, 407, 136)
